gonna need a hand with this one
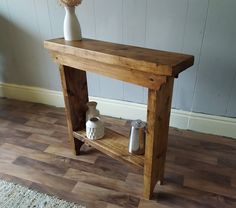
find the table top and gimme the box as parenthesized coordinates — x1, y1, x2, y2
(44, 38, 194, 77)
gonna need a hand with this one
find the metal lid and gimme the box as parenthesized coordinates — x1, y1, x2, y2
(131, 120, 146, 129)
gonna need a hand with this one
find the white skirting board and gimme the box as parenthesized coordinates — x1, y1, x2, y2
(0, 82, 235, 139)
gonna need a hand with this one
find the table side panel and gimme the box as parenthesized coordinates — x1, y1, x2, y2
(59, 65, 88, 155)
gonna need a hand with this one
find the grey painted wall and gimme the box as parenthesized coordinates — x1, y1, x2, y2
(0, 0, 236, 117)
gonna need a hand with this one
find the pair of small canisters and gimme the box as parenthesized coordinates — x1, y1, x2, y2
(85, 101, 146, 155)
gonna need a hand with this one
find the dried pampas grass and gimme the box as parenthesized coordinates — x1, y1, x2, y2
(60, 0, 82, 7)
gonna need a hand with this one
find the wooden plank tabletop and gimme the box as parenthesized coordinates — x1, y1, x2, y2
(44, 38, 194, 77)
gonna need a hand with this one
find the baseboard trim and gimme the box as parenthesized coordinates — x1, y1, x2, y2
(0, 82, 235, 139)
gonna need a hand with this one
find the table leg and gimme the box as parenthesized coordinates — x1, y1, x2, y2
(143, 77, 174, 199)
(59, 65, 88, 155)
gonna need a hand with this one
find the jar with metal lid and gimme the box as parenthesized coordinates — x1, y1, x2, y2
(128, 119, 146, 155)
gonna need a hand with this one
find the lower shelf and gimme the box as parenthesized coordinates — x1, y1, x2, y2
(73, 128, 144, 168)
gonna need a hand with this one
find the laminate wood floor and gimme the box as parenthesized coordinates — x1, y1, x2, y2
(0, 98, 236, 208)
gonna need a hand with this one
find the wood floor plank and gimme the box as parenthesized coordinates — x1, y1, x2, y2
(0, 143, 128, 181)
(138, 200, 172, 208)
(0, 110, 28, 124)
(6, 122, 54, 135)
(65, 168, 143, 197)
(25, 120, 68, 133)
(0, 143, 97, 167)
(157, 184, 236, 208)
(46, 112, 67, 120)
(0, 127, 31, 139)
(0, 173, 33, 188)
(168, 134, 234, 159)
(167, 147, 218, 165)
(36, 116, 58, 124)
(169, 128, 236, 148)
(27, 133, 69, 146)
(30, 182, 109, 208)
(50, 131, 69, 140)
(173, 156, 236, 178)
(72, 181, 140, 208)
(13, 156, 68, 177)
(0, 136, 49, 151)
(106, 204, 125, 208)
(217, 156, 236, 169)
(44, 144, 100, 164)
(0, 148, 19, 164)
(0, 162, 76, 192)
(95, 155, 143, 175)
(0, 118, 10, 127)
(184, 176, 236, 200)
(0, 98, 235, 208)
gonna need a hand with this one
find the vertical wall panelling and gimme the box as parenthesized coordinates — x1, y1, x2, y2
(76, 0, 100, 97)
(192, 0, 236, 116)
(175, 0, 209, 111)
(123, 82, 144, 104)
(34, 0, 52, 40)
(45, 0, 66, 91)
(123, 0, 147, 47)
(123, 0, 147, 103)
(0, 0, 236, 118)
(0, 0, 12, 83)
(146, 0, 188, 52)
(47, 0, 64, 38)
(226, 74, 236, 117)
(86, 72, 101, 97)
(94, 0, 123, 43)
(94, 0, 124, 100)
(33, 0, 61, 91)
(146, 0, 188, 108)
(5, 0, 48, 88)
(76, 0, 95, 39)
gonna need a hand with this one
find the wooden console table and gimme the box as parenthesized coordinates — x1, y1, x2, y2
(44, 38, 194, 199)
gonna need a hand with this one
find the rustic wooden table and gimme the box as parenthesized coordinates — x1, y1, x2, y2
(44, 38, 194, 199)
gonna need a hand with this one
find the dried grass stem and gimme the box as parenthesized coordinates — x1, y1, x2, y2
(60, 0, 82, 7)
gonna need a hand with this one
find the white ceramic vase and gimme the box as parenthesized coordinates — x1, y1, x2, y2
(86, 117, 104, 140)
(63, 6, 82, 41)
(86, 101, 100, 121)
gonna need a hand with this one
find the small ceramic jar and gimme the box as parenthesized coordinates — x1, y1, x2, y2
(86, 101, 100, 121)
(86, 117, 104, 140)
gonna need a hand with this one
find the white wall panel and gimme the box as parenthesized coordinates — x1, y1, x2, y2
(76, 0, 100, 97)
(123, 0, 147, 103)
(175, 0, 209, 111)
(192, 0, 236, 115)
(0, 0, 12, 83)
(146, 0, 188, 108)
(94, 0, 123, 100)
(5, 0, 46, 88)
(0, 0, 236, 118)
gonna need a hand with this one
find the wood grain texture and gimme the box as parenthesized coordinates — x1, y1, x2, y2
(0, 98, 236, 207)
(59, 65, 88, 155)
(144, 77, 174, 199)
(52, 51, 167, 90)
(45, 37, 193, 199)
(44, 38, 194, 78)
(73, 129, 144, 168)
